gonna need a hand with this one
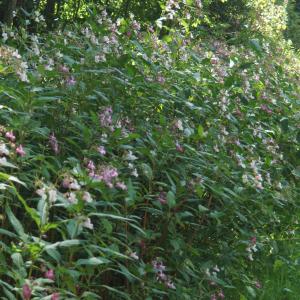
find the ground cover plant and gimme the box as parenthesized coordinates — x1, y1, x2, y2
(0, 0, 299, 299)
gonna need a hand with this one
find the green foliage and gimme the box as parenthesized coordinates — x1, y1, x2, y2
(0, 1, 298, 300)
(286, 0, 300, 48)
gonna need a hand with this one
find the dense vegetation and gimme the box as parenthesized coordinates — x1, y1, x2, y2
(0, 0, 299, 299)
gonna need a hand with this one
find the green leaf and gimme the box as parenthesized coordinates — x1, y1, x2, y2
(0, 172, 26, 187)
(76, 257, 110, 266)
(198, 204, 209, 212)
(167, 191, 176, 208)
(5, 204, 27, 241)
(292, 166, 300, 178)
(140, 163, 153, 180)
(249, 39, 263, 56)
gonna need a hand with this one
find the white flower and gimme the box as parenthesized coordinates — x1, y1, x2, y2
(130, 252, 139, 260)
(2, 32, 8, 42)
(125, 150, 138, 161)
(67, 192, 78, 204)
(82, 217, 94, 230)
(82, 191, 93, 203)
(103, 36, 109, 43)
(0, 143, 9, 156)
(0, 157, 7, 165)
(213, 265, 220, 272)
(17, 71, 29, 82)
(56, 51, 63, 59)
(131, 168, 138, 177)
(48, 189, 57, 203)
(36, 187, 47, 200)
(69, 179, 81, 190)
(175, 119, 183, 131)
(12, 50, 21, 59)
(242, 174, 249, 184)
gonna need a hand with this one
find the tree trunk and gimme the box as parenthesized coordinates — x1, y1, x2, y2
(43, 0, 57, 28)
(3, 0, 17, 25)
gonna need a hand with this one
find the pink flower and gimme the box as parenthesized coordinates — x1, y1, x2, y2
(98, 145, 106, 155)
(260, 104, 272, 114)
(49, 133, 59, 154)
(22, 284, 31, 300)
(59, 65, 69, 73)
(152, 260, 166, 272)
(45, 269, 55, 280)
(175, 142, 184, 153)
(62, 177, 80, 190)
(157, 75, 165, 84)
(132, 20, 141, 31)
(87, 160, 96, 172)
(99, 106, 113, 128)
(5, 131, 15, 142)
(66, 76, 76, 86)
(16, 145, 26, 157)
(157, 192, 167, 204)
(255, 281, 262, 289)
(166, 280, 176, 289)
(210, 294, 217, 300)
(51, 293, 60, 300)
(218, 290, 225, 299)
(211, 57, 219, 64)
(116, 181, 127, 190)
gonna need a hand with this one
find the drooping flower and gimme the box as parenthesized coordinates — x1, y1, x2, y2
(175, 142, 184, 153)
(62, 177, 81, 190)
(82, 191, 93, 203)
(131, 168, 138, 177)
(0, 143, 10, 156)
(210, 294, 217, 300)
(166, 280, 176, 290)
(49, 133, 59, 154)
(87, 160, 96, 173)
(218, 290, 225, 299)
(59, 65, 69, 73)
(5, 131, 16, 142)
(16, 145, 26, 157)
(67, 192, 78, 204)
(82, 217, 94, 230)
(45, 269, 55, 280)
(130, 252, 139, 260)
(116, 181, 127, 190)
(98, 145, 106, 155)
(22, 284, 32, 300)
(91, 166, 119, 188)
(255, 281, 262, 289)
(125, 150, 138, 161)
(66, 76, 76, 86)
(157, 192, 167, 205)
(48, 189, 57, 203)
(152, 259, 166, 272)
(51, 293, 60, 300)
(99, 106, 113, 128)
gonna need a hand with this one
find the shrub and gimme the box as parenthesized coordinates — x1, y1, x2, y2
(0, 2, 299, 300)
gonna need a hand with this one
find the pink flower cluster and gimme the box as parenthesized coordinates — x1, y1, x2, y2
(49, 133, 59, 154)
(211, 291, 225, 300)
(87, 160, 126, 190)
(152, 259, 176, 290)
(99, 106, 113, 129)
(3, 130, 26, 157)
(22, 269, 58, 299)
